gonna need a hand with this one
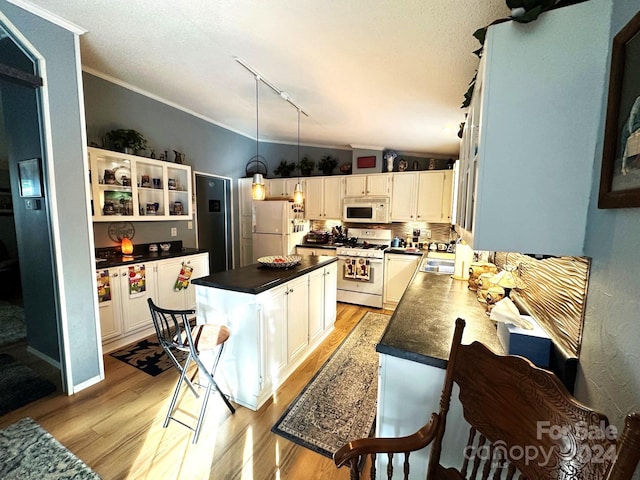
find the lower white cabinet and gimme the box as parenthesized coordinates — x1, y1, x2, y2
(155, 253, 209, 311)
(383, 253, 421, 310)
(97, 253, 209, 352)
(284, 276, 310, 364)
(308, 262, 338, 344)
(97, 262, 157, 350)
(195, 262, 338, 411)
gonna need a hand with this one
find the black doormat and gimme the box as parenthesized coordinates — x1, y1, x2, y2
(109, 338, 188, 377)
(0, 354, 57, 416)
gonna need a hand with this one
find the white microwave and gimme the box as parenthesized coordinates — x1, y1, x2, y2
(342, 196, 391, 224)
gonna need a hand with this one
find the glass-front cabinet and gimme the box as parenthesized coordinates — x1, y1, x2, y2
(89, 147, 192, 221)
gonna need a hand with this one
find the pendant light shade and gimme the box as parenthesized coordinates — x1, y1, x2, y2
(252, 173, 266, 201)
(293, 182, 304, 204)
(293, 108, 304, 204)
(251, 76, 266, 200)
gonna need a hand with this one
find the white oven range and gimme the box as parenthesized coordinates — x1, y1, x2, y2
(336, 228, 392, 308)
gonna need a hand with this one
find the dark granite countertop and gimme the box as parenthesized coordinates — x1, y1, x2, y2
(297, 243, 337, 250)
(377, 270, 504, 369)
(95, 246, 207, 269)
(192, 255, 338, 294)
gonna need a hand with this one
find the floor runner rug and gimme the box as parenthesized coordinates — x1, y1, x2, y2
(0, 417, 101, 479)
(0, 353, 56, 416)
(272, 311, 390, 458)
(110, 337, 188, 376)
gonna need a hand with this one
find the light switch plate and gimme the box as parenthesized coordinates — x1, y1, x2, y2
(170, 227, 177, 237)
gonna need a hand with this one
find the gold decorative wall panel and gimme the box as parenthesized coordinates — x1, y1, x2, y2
(493, 252, 590, 358)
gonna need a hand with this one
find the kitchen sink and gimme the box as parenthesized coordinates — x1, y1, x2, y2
(420, 257, 455, 274)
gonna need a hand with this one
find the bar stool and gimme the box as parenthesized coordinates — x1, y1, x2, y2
(147, 298, 198, 397)
(147, 299, 236, 443)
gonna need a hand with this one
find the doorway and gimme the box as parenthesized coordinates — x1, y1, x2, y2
(195, 173, 232, 274)
(0, 22, 63, 395)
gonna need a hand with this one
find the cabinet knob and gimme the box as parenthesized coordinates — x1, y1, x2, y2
(121, 272, 127, 277)
(289, 288, 294, 293)
(112, 273, 118, 278)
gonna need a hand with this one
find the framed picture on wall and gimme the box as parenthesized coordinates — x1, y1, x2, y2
(18, 158, 43, 198)
(357, 156, 376, 169)
(598, 10, 640, 208)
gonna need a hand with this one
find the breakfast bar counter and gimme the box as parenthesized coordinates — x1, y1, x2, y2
(376, 270, 504, 368)
(191, 255, 337, 294)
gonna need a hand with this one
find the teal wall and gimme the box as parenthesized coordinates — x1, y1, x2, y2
(576, 0, 640, 448)
(83, 72, 352, 264)
(0, 0, 100, 389)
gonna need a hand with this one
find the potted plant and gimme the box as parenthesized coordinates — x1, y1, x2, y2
(318, 154, 338, 175)
(273, 160, 296, 177)
(105, 129, 148, 154)
(296, 156, 315, 176)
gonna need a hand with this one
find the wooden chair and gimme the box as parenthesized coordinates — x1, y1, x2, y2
(334, 318, 640, 480)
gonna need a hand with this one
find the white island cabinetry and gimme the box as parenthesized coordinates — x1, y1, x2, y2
(194, 257, 338, 411)
(308, 262, 338, 343)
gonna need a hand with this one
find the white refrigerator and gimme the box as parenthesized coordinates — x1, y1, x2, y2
(252, 201, 309, 261)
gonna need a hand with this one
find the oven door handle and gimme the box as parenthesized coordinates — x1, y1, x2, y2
(338, 256, 384, 265)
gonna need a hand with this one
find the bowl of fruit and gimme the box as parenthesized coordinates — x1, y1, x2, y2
(257, 255, 302, 269)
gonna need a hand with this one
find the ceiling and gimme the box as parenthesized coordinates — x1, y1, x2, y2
(14, 0, 511, 156)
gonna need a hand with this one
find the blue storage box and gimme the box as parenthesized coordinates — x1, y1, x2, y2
(496, 315, 551, 368)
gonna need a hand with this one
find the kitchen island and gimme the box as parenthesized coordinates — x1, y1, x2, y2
(192, 255, 338, 411)
(375, 268, 505, 478)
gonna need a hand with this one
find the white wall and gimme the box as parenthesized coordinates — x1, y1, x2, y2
(576, 0, 640, 453)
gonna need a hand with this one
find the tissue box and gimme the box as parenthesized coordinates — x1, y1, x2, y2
(497, 315, 551, 368)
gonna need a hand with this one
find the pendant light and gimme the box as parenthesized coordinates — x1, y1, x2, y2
(251, 75, 266, 200)
(293, 108, 304, 204)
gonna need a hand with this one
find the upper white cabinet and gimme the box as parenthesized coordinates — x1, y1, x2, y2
(266, 178, 301, 199)
(89, 147, 192, 221)
(391, 171, 453, 223)
(456, 1, 607, 256)
(344, 173, 391, 197)
(238, 178, 254, 267)
(303, 176, 343, 220)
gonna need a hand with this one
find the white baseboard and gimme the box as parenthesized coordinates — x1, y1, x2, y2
(26, 345, 61, 369)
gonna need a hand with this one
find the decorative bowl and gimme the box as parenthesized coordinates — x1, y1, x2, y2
(257, 255, 302, 269)
(159, 243, 171, 252)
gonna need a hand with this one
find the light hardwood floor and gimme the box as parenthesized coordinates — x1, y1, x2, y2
(0, 302, 390, 480)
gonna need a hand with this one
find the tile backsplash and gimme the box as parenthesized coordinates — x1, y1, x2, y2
(309, 220, 453, 244)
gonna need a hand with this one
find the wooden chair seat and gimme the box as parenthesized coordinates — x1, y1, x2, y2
(334, 318, 640, 480)
(174, 324, 230, 352)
